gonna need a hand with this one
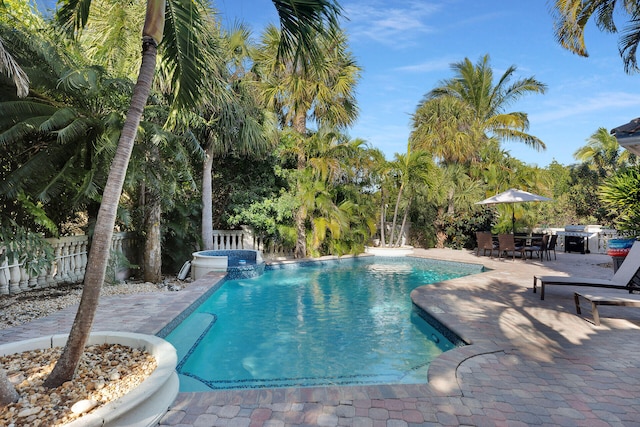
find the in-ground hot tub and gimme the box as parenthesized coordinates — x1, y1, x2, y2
(191, 250, 265, 280)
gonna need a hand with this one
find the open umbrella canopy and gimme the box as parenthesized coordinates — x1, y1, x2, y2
(475, 188, 552, 233)
(475, 188, 552, 205)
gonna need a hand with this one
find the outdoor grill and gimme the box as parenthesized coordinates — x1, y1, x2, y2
(557, 225, 602, 254)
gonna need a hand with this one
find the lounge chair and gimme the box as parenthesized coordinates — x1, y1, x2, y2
(475, 231, 496, 257)
(574, 289, 640, 325)
(533, 241, 640, 300)
(497, 234, 525, 260)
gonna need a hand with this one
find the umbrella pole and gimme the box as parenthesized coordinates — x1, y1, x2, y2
(511, 207, 516, 234)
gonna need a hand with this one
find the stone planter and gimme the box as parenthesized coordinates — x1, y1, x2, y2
(364, 245, 415, 257)
(0, 331, 178, 427)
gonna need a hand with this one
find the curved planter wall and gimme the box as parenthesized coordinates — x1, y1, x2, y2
(191, 251, 228, 280)
(0, 331, 178, 427)
(192, 249, 265, 280)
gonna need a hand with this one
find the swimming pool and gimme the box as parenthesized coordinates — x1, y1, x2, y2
(165, 256, 483, 391)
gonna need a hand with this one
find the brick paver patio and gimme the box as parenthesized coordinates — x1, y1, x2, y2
(1, 249, 639, 426)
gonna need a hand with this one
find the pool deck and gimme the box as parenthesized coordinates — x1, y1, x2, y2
(2, 248, 640, 426)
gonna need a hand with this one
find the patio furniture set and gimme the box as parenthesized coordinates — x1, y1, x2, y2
(475, 231, 557, 261)
(477, 231, 640, 326)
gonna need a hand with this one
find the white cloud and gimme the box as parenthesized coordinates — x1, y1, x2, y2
(394, 56, 458, 73)
(342, 0, 441, 47)
(530, 92, 640, 123)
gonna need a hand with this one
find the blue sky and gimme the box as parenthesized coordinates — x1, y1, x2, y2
(34, 0, 640, 166)
(216, 0, 640, 167)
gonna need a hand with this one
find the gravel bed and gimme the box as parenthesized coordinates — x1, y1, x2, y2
(0, 278, 187, 330)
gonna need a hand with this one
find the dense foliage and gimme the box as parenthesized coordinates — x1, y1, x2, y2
(2, 0, 639, 275)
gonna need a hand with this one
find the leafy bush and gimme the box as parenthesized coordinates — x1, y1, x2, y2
(599, 166, 640, 235)
(0, 223, 54, 277)
(440, 208, 496, 249)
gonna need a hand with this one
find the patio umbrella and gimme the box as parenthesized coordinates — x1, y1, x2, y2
(475, 188, 552, 234)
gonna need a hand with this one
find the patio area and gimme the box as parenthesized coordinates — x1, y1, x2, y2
(1, 248, 639, 426)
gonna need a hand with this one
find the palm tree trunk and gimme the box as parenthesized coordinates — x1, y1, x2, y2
(143, 143, 162, 283)
(379, 190, 386, 246)
(447, 187, 455, 215)
(388, 183, 404, 247)
(43, 36, 158, 388)
(201, 149, 214, 250)
(293, 111, 307, 258)
(395, 201, 410, 247)
(294, 199, 307, 259)
(143, 192, 162, 283)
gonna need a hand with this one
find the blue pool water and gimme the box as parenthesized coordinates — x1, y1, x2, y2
(165, 257, 482, 391)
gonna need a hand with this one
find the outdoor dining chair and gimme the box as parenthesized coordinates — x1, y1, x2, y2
(544, 234, 557, 260)
(497, 234, 525, 260)
(524, 234, 548, 260)
(475, 231, 496, 257)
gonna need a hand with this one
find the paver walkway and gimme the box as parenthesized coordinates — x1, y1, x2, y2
(1, 249, 639, 426)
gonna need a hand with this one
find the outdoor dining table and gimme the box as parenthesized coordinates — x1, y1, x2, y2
(515, 234, 545, 259)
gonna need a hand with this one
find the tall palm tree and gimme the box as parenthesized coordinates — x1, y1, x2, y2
(424, 54, 547, 153)
(551, 0, 640, 72)
(574, 127, 633, 175)
(195, 24, 278, 250)
(254, 24, 360, 258)
(42, 0, 345, 388)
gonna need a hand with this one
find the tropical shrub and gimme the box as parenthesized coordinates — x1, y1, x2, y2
(599, 166, 640, 235)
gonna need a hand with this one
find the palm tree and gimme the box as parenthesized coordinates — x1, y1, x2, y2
(0, 23, 130, 235)
(424, 54, 547, 153)
(413, 55, 546, 238)
(75, 0, 145, 79)
(123, 120, 199, 282)
(410, 95, 480, 164)
(42, 0, 345, 388)
(195, 24, 278, 250)
(253, 23, 360, 258)
(574, 127, 633, 176)
(293, 129, 375, 255)
(0, 38, 29, 98)
(382, 145, 436, 248)
(550, 0, 640, 72)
